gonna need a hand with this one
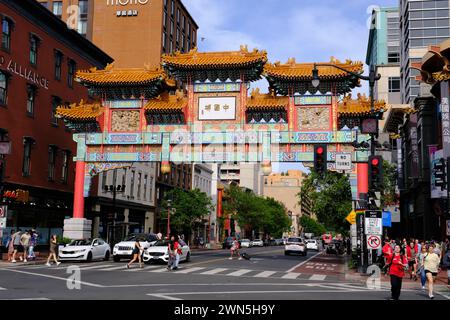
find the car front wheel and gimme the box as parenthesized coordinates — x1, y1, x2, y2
(185, 252, 191, 262)
(86, 252, 93, 262)
(104, 251, 110, 261)
(113, 256, 121, 262)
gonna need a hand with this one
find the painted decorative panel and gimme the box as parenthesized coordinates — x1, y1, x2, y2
(108, 100, 142, 109)
(297, 106, 330, 130)
(111, 110, 140, 132)
(194, 82, 240, 93)
(295, 95, 332, 105)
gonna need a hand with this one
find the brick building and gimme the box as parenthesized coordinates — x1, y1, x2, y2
(0, 0, 112, 244)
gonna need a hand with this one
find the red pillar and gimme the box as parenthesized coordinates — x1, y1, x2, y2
(217, 187, 223, 218)
(357, 163, 369, 198)
(73, 160, 86, 219)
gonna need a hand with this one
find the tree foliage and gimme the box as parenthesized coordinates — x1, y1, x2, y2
(381, 160, 397, 207)
(162, 188, 214, 236)
(222, 185, 290, 238)
(299, 215, 326, 236)
(299, 170, 352, 234)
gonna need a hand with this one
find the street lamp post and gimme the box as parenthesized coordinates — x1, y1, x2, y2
(104, 169, 125, 244)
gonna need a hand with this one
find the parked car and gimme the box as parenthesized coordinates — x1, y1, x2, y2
(239, 239, 252, 248)
(142, 239, 191, 263)
(251, 239, 264, 247)
(113, 233, 158, 262)
(284, 237, 307, 256)
(222, 237, 234, 249)
(305, 239, 319, 251)
(59, 238, 110, 262)
(274, 239, 285, 246)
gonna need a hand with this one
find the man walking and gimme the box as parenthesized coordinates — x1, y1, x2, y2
(20, 230, 31, 263)
(10, 229, 22, 263)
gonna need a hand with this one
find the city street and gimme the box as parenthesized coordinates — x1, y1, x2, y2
(0, 247, 448, 300)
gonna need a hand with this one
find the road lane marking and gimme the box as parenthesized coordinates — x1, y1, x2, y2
(147, 294, 183, 300)
(188, 249, 282, 267)
(149, 268, 170, 273)
(125, 265, 160, 272)
(200, 268, 228, 275)
(281, 272, 301, 279)
(0, 286, 6, 290)
(104, 282, 372, 288)
(226, 269, 253, 277)
(78, 264, 115, 270)
(253, 271, 276, 278)
(309, 274, 327, 281)
(175, 267, 206, 274)
(3, 269, 104, 287)
(1, 298, 51, 300)
(286, 252, 322, 273)
(98, 266, 128, 271)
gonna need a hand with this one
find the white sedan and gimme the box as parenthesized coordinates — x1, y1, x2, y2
(142, 239, 191, 263)
(59, 238, 111, 262)
(240, 239, 252, 248)
(284, 237, 307, 256)
(251, 239, 264, 247)
(305, 239, 319, 251)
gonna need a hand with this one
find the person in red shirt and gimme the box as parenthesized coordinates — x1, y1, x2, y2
(406, 241, 417, 280)
(389, 245, 408, 300)
(382, 239, 393, 275)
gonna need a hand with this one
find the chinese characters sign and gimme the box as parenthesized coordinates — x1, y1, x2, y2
(198, 97, 236, 120)
(441, 81, 450, 157)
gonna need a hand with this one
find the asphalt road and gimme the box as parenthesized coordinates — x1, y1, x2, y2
(0, 246, 448, 301)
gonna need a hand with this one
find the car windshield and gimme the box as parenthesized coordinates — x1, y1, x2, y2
(288, 238, 302, 243)
(124, 234, 148, 242)
(241, 239, 250, 242)
(68, 239, 91, 246)
(153, 240, 170, 246)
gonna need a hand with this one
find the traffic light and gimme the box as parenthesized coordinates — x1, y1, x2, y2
(368, 155, 383, 191)
(433, 158, 446, 190)
(314, 144, 327, 174)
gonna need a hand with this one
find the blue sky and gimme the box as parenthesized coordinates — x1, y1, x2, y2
(183, 0, 398, 172)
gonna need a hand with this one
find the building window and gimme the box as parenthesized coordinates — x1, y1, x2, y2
(163, 11, 167, 29)
(48, 145, 57, 181)
(52, 1, 63, 17)
(68, 59, 76, 88)
(130, 170, 135, 198)
(389, 77, 400, 92)
(149, 176, 153, 200)
(22, 138, 34, 177)
(54, 50, 63, 80)
(29, 35, 39, 65)
(51, 96, 61, 125)
(26, 85, 36, 116)
(171, 0, 174, 16)
(177, 8, 180, 24)
(143, 174, 148, 201)
(79, 0, 89, 16)
(162, 32, 166, 51)
(137, 172, 142, 200)
(78, 20, 87, 37)
(388, 52, 400, 64)
(164, 0, 167, 9)
(182, 15, 185, 31)
(62, 150, 70, 183)
(0, 71, 8, 105)
(101, 172, 107, 191)
(170, 19, 174, 35)
(2, 18, 12, 51)
(176, 28, 179, 42)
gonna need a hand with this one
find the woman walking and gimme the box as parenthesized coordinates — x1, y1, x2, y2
(5, 230, 15, 262)
(406, 241, 417, 280)
(416, 245, 428, 289)
(424, 244, 441, 299)
(127, 240, 143, 269)
(167, 235, 181, 270)
(46, 235, 61, 267)
(27, 230, 38, 261)
(388, 245, 408, 300)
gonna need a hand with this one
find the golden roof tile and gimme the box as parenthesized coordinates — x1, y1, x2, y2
(264, 57, 364, 81)
(56, 100, 104, 121)
(246, 88, 288, 110)
(145, 91, 187, 112)
(338, 93, 386, 116)
(162, 45, 268, 69)
(76, 63, 166, 86)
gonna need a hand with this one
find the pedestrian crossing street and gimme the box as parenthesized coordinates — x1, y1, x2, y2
(5, 262, 338, 282)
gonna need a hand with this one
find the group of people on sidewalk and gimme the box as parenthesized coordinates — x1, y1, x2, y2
(381, 237, 450, 300)
(5, 229, 38, 263)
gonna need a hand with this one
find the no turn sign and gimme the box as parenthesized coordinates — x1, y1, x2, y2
(367, 235, 381, 249)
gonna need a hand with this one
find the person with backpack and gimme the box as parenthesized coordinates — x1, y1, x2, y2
(424, 243, 441, 299)
(406, 241, 417, 280)
(388, 245, 408, 300)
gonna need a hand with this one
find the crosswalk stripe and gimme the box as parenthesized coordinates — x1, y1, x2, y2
(98, 266, 128, 271)
(78, 264, 115, 270)
(253, 271, 277, 278)
(309, 274, 327, 281)
(0, 287, 6, 290)
(281, 272, 301, 279)
(126, 265, 160, 272)
(226, 269, 253, 277)
(149, 268, 169, 273)
(175, 267, 205, 274)
(200, 268, 228, 275)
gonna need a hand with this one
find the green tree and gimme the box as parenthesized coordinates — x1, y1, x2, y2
(299, 170, 352, 234)
(162, 188, 214, 238)
(381, 160, 397, 207)
(299, 215, 326, 236)
(261, 197, 291, 238)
